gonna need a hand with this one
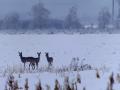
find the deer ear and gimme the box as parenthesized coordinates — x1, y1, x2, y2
(37, 52, 41, 54)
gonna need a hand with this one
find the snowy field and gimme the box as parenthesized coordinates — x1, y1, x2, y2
(1, 34, 120, 90)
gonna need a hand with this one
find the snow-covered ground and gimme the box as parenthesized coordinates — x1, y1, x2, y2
(1, 34, 120, 90)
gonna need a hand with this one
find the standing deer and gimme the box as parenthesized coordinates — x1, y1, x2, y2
(29, 52, 41, 69)
(18, 52, 41, 70)
(45, 52, 53, 66)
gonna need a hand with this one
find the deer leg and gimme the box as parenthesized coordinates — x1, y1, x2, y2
(33, 63, 35, 69)
(36, 63, 38, 69)
(24, 63, 25, 70)
(31, 64, 33, 70)
(29, 63, 31, 70)
(32, 64, 35, 70)
(37, 64, 38, 69)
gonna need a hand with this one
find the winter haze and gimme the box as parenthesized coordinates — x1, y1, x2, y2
(0, 0, 116, 23)
(1, 0, 120, 90)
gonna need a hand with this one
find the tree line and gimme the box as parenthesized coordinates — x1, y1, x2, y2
(0, 2, 115, 33)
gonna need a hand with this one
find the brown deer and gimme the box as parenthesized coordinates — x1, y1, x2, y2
(45, 52, 53, 66)
(29, 52, 41, 69)
(18, 52, 41, 70)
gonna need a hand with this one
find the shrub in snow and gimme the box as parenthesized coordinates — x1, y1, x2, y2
(74, 82, 77, 90)
(35, 80, 42, 90)
(63, 76, 71, 90)
(96, 69, 100, 79)
(116, 73, 120, 83)
(24, 78, 29, 90)
(54, 79, 60, 90)
(83, 87, 86, 90)
(13, 80, 19, 90)
(107, 72, 114, 90)
(70, 57, 79, 71)
(76, 73, 81, 83)
(106, 82, 112, 90)
(7, 73, 14, 90)
(46, 84, 51, 90)
(71, 83, 75, 90)
(109, 72, 114, 85)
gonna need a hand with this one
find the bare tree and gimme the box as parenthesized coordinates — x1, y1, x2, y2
(31, 2, 50, 29)
(64, 6, 82, 29)
(117, 0, 120, 18)
(24, 78, 29, 90)
(98, 7, 111, 29)
(3, 12, 20, 29)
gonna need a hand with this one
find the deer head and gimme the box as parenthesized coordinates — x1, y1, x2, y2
(45, 52, 49, 56)
(37, 52, 41, 60)
(37, 52, 41, 56)
(18, 51, 25, 63)
(18, 52, 22, 57)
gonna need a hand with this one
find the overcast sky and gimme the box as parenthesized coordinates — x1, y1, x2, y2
(0, 0, 118, 23)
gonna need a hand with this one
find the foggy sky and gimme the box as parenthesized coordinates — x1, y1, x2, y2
(0, 0, 118, 23)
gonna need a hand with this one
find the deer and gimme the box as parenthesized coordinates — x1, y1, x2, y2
(45, 52, 53, 66)
(18, 52, 41, 70)
(30, 52, 41, 69)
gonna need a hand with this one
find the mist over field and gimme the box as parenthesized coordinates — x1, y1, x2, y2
(0, 0, 118, 34)
(1, 0, 120, 90)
